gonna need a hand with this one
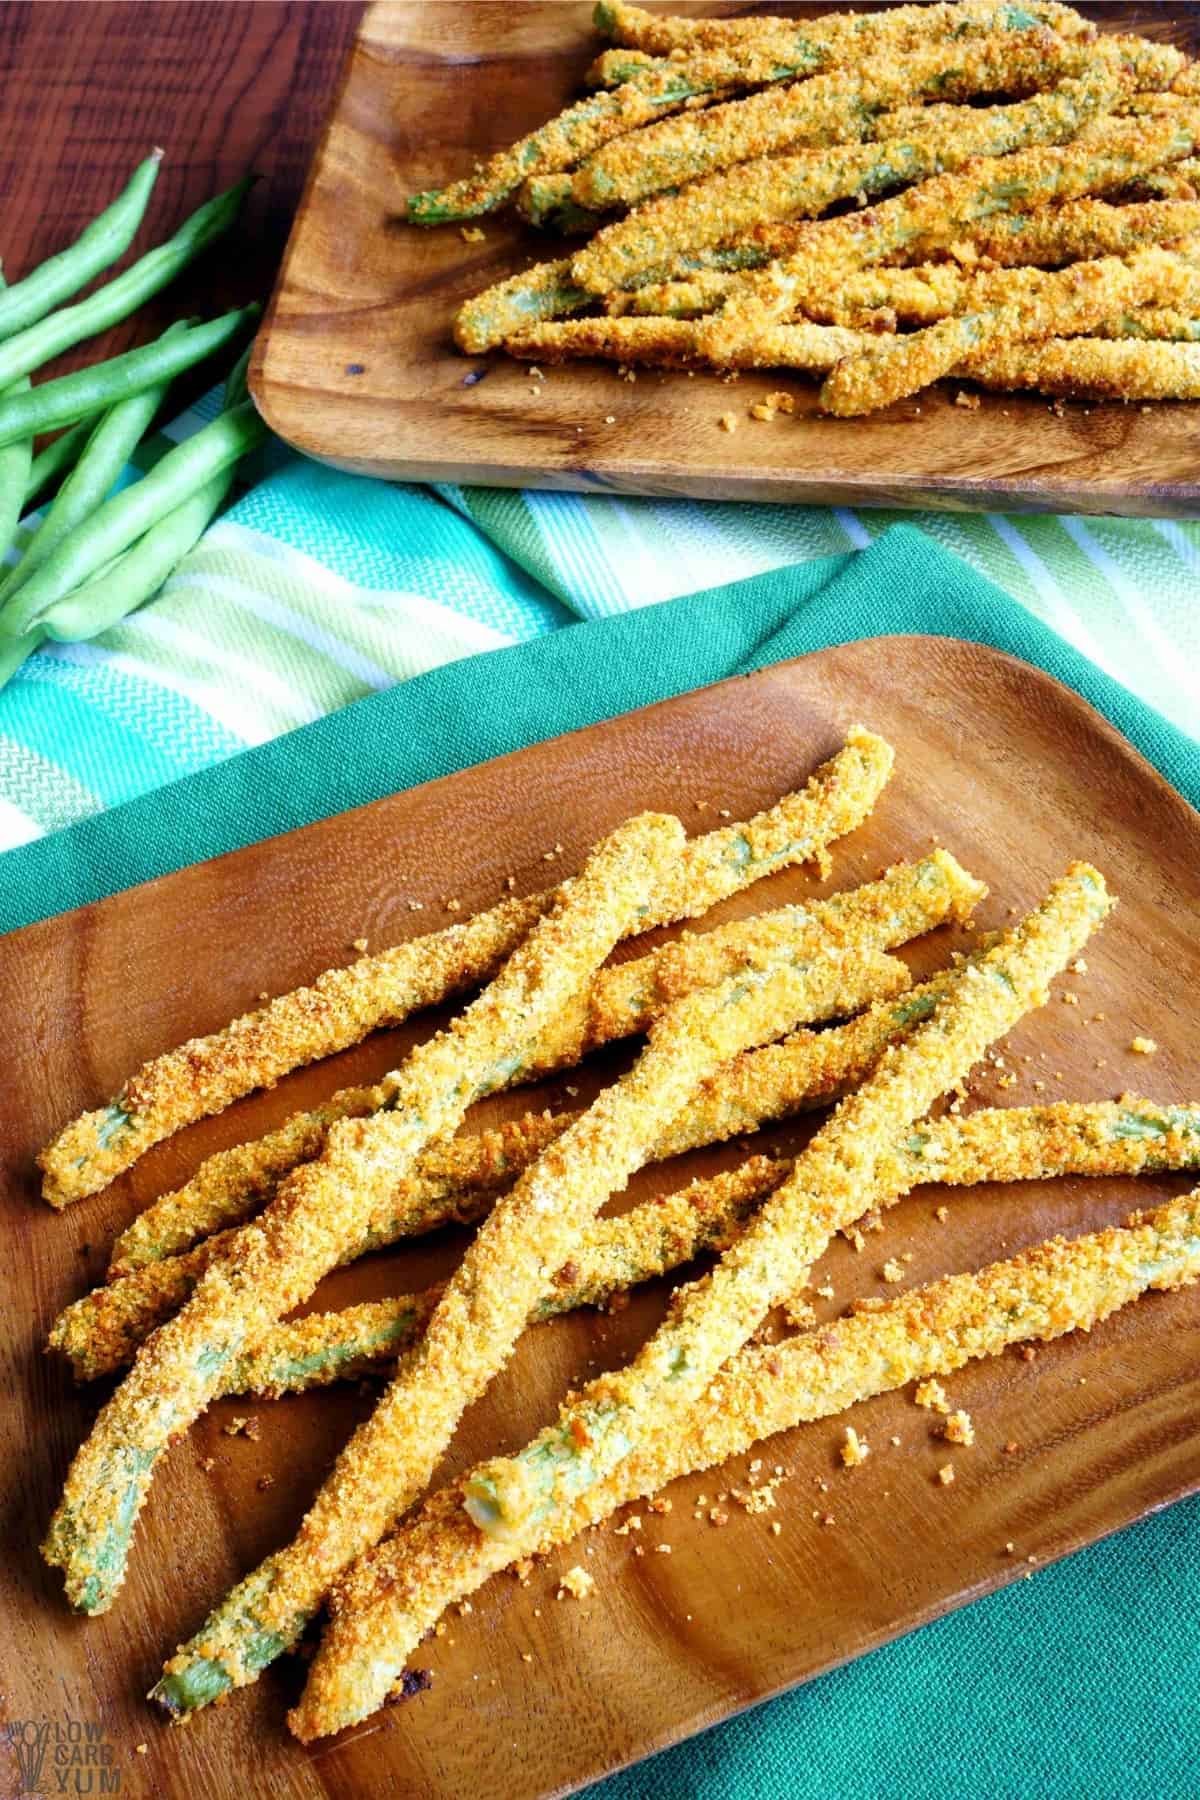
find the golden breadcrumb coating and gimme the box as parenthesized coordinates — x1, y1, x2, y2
(700, 117, 1200, 361)
(461, 865, 1111, 1544)
(40, 731, 893, 1209)
(109, 842, 966, 1278)
(150, 933, 891, 1707)
(42, 812, 685, 1614)
(294, 1183, 1198, 1741)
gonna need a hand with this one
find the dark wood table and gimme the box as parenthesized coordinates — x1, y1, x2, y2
(0, 1, 363, 404)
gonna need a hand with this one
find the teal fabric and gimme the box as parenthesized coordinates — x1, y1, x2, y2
(1, 524, 1194, 933)
(2, 523, 1196, 1798)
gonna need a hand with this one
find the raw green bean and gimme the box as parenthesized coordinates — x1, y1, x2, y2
(41, 471, 231, 644)
(22, 419, 99, 511)
(0, 279, 33, 570)
(0, 322, 189, 612)
(0, 177, 251, 389)
(0, 152, 163, 344)
(0, 305, 257, 451)
(0, 402, 267, 638)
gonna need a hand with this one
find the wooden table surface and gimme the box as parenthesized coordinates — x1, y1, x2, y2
(0, 1, 363, 408)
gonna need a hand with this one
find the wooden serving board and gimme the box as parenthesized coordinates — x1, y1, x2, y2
(1, 638, 1198, 1800)
(249, 1, 1200, 516)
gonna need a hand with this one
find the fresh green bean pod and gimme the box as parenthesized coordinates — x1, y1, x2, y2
(0, 304, 257, 451)
(22, 418, 99, 511)
(0, 321, 190, 611)
(0, 402, 267, 638)
(41, 471, 232, 644)
(0, 177, 251, 390)
(0, 279, 33, 570)
(0, 152, 163, 345)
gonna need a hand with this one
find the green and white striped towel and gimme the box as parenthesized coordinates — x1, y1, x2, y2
(1, 396, 1196, 852)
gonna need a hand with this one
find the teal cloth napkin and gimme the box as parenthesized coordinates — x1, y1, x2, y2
(1, 449, 1197, 849)
(3, 525, 1197, 1798)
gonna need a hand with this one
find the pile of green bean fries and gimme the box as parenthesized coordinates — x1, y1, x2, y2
(0, 153, 267, 688)
(413, 0, 1200, 412)
(29, 716, 1200, 1746)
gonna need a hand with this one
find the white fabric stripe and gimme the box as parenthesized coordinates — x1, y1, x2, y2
(836, 508, 873, 550)
(0, 790, 45, 848)
(1057, 515, 1180, 675)
(984, 514, 1116, 675)
(49, 623, 304, 744)
(165, 573, 395, 691)
(192, 523, 517, 654)
(1148, 516, 1200, 572)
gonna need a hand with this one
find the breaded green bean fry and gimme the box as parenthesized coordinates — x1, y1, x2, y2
(506, 314, 870, 370)
(572, 33, 1092, 211)
(57, 960, 975, 1379)
(42, 813, 684, 1614)
(407, 67, 726, 224)
(126, 1102, 1200, 1400)
(461, 864, 1112, 1543)
(929, 197, 1200, 268)
(819, 246, 1200, 414)
(962, 335, 1200, 398)
(572, 72, 1119, 296)
(149, 938, 887, 1711)
(110, 848, 971, 1274)
(39, 728, 894, 1209)
(454, 260, 592, 355)
(592, 0, 1093, 58)
(515, 176, 603, 235)
(702, 117, 1200, 361)
(296, 1182, 1199, 1739)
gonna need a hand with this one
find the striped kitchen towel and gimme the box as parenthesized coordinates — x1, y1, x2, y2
(1, 409, 1196, 851)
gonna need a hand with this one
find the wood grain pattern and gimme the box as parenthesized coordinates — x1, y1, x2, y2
(1, 640, 1198, 1799)
(250, 1, 1200, 515)
(0, 1, 360, 425)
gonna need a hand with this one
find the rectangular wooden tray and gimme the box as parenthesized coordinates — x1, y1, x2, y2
(249, 1, 1200, 516)
(2, 637, 1198, 1799)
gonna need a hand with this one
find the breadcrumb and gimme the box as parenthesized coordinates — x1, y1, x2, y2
(915, 1378, 950, 1414)
(1130, 1036, 1158, 1055)
(840, 1426, 870, 1468)
(943, 1409, 975, 1447)
(937, 1464, 956, 1486)
(557, 1566, 595, 1601)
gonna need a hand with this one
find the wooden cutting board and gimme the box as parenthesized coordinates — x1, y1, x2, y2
(1, 637, 1198, 1800)
(248, 1, 1200, 515)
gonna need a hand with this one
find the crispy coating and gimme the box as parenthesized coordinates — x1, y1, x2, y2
(149, 937, 892, 1711)
(295, 1181, 1199, 1739)
(406, 68, 728, 225)
(111, 848, 973, 1276)
(571, 32, 1081, 211)
(42, 813, 685, 1614)
(515, 175, 603, 235)
(701, 117, 1200, 360)
(60, 955, 984, 1380)
(454, 259, 591, 354)
(1123, 159, 1200, 202)
(42, 729, 893, 1210)
(963, 335, 1200, 397)
(592, 1, 1093, 59)
(462, 864, 1112, 1543)
(506, 313, 869, 370)
(571, 73, 1119, 297)
(819, 246, 1200, 414)
(129, 1101, 1200, 1400)
(931, 197, 1200, 267)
